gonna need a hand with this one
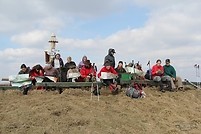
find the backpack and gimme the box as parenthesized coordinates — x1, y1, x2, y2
(145, 69, 152, 80)
(126, 83, 145, 99)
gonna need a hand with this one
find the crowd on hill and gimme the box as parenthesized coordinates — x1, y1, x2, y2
(18, 48, 183, 95)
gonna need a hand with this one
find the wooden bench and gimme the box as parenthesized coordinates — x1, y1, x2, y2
(0, 85, 20, 90)
(36, 82, 103, 88)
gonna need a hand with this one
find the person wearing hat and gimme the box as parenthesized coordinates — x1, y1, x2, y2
(79, 60, 96, 82)
(98, 60, 118, 94)
(163, 59, 183, 91)
(18, 64, 31, 74)
(104, 48, 116, 68)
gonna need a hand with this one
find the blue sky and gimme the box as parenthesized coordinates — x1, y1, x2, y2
(0, 0, 201, 82)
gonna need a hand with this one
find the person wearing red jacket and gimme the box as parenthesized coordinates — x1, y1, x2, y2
(80, 60, 96, 82)
(151, 59, 170, 92)
(151, 59, 164, 82)
(29, 64, 44, 88)
(98, 60, 118, 94)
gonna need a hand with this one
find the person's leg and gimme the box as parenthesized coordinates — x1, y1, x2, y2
(153, 76, 161, 82)
(153, 76, 165, 92)
(162, 76, 176, 90)
(175, 76, 183, 90)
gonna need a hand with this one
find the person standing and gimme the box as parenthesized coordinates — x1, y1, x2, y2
(51, 53, 64, 81)
(104, 48, 116, 68)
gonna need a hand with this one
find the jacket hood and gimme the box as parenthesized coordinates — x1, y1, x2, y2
(82, 56, 87, 62)
(108, 48, 115, 55)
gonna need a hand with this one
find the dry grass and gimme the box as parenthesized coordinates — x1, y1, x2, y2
(0, 87, 201, 134)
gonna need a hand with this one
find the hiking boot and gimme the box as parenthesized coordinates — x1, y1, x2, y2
(178, 87, 184, 91)
(111, 86, 119, 95)
(58, 88, 63, 94)
(170, 88, 176, 92)
(93, 89, 100, 96)
(160, 88, 166, 93)
(22, 87, 29, 95)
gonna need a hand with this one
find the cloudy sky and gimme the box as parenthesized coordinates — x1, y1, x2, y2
(0, 0, 201, 81)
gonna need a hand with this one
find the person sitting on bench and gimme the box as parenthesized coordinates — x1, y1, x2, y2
(115, 61, 126, 85)
(98, 60, 118, 94)
(43, 64, 59, 82)
(151, 59, 168, 92)
(163, 59, 183, 91)
(18, 64, 31, 74)
(29, 64, 44, 88)
(79, 60, 96, 82)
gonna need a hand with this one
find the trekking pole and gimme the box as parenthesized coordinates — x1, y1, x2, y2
(94, 63, 100, 101)
(147, 60, 151, 80)
(90, 63, 95, 100)
(198, 65, 200, 89)
(90, 80, 94, 100)
(97, 82, 100, 101)
(59, 67, 62, 82)
(132, 60, 135, 79)
(194, 64, 199, 89)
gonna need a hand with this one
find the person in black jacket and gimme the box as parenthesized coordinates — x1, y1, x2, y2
(64, 56, 76, 72)
(64, 56, 77, 82)
(51, 53, 64, 81)
(18, 64, 31, 74)
(104, 48, 116, 68)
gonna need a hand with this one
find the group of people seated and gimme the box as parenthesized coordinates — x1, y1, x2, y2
(17, 48, 183, 95)
(150, 59, 183, 92)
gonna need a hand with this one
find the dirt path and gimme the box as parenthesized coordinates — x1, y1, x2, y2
(0, 87, 201, 134)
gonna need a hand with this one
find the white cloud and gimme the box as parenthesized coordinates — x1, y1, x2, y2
(11, 30, 50, 46)
(0, 48, 45, 78)
(0, 0, 129, 34)
(1, 0, 201, 82)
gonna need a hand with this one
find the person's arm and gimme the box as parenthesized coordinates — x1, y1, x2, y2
(110, 67, 118, 75)
(172, 66, 176, 78)
(122, 68, 126, 73)
(60, 58, 64, 67)
(73, 61, 76, 66)
(151, 66, 156, 76)
(98, 68, 104, 78)
(161, 66, 164, 75)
